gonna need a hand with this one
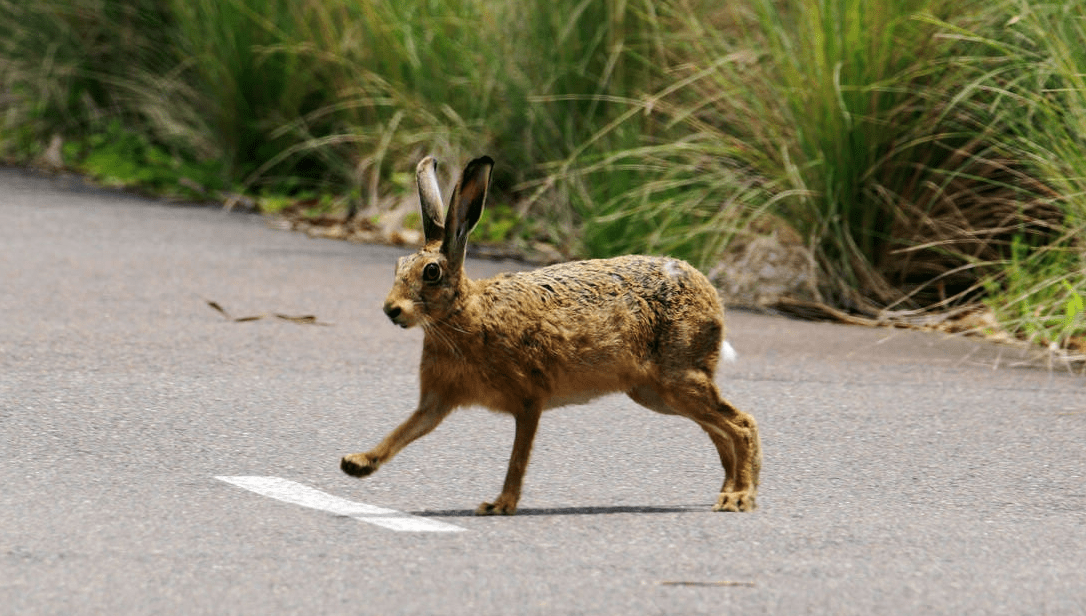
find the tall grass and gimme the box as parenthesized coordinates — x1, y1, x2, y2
(941, 0, 1086, 356)
(0, 0, 653, 200)
(563, 0, 1052, 306)
(0, 0, 173, 153)
(0, 0, 1082, 357)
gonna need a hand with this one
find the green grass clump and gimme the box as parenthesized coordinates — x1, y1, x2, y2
(0, 1, 174, 155)
(946, 0, 1086, 356)
(566, 0, 1025, 304)
(0, 0, 652, 203)
(0, 0, 1084, 362)
(982, 238, 1085, 355)
(557, 0, 1083, 358)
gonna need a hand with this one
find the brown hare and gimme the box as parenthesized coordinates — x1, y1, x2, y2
(341, 155, 761, 515)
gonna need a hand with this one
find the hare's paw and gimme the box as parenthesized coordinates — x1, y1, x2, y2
(475, 498, 517, 516)
(713, 491, 757, 512)
(340, 453, 381, 477)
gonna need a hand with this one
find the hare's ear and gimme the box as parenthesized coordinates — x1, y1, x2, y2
(416, 156, 445, 244)
(442, 156, 493, 271)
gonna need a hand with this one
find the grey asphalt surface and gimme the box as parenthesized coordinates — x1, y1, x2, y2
(2, 166, 1084, 615)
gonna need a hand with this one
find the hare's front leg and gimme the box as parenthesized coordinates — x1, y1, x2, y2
(341, 397, 452, 478)
(476, 404, 542, 516)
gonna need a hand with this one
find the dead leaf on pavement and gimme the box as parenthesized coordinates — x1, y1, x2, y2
(274, 314, 330, 326)
(204, 300, 331, 325)
(206, 300, 230, 319)
(232, 315, 265, 322)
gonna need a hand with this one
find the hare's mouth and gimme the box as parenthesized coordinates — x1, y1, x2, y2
(390, 317, 414, 329)
(383, 304, 417, 329)
(388, 313, 412, 328)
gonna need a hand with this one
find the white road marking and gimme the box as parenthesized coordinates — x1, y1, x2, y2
(215, 475, 466, 533)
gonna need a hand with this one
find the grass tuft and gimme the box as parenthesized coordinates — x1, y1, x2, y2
(0, 0, 1083, 361)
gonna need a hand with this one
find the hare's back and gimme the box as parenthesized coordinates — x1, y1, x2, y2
(472, 255, 726, 394)
(485, 255, 723, 327)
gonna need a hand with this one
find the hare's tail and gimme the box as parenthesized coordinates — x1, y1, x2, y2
(722, 340, 738, 363)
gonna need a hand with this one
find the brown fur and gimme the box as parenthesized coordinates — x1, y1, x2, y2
(341, 156, 761, 514)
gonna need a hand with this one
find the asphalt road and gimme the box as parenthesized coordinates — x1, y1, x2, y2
(2, 167, 1084, 615)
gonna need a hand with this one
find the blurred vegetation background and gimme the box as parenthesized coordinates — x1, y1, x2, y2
(0, 0, 1083, 360)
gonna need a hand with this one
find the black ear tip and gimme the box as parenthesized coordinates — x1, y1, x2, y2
(468, 155, 494, 169)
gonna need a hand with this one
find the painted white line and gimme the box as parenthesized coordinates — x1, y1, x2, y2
(215, 476, 465, 533)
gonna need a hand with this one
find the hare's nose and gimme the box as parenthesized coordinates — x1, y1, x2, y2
(383, 303, 402, 321)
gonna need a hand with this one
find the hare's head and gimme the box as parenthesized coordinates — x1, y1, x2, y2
(383, 155, 493, 329)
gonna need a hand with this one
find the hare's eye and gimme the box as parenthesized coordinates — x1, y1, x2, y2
(422, 262, 442, 284)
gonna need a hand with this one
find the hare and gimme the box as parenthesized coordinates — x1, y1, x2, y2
(340, 155, 761, 515)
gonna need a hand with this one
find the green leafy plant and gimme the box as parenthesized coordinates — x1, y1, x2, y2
(981, 234, 1084, 353)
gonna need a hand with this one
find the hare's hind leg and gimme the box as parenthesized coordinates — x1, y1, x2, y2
(476, 402, 542, 516)
(630, 373, 761, 512)
(701, 392, 760, 512)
